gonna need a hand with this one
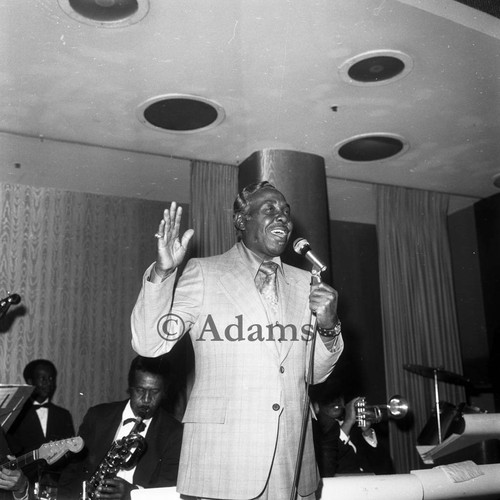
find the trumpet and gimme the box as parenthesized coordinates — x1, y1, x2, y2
(354, 395, 409, 427)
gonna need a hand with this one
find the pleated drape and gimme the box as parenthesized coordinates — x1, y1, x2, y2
(376, 185, 465, 472)
(0, 182, 165, 427)
(190, 160, 238, 257)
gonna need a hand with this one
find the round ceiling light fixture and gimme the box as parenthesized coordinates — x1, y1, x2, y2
(58, 0, 149, 27)
(137, 94, 226, 134)
(493, 173, 500, 189)
(339, 50, 413, 86)
(333, 133, 409, 162)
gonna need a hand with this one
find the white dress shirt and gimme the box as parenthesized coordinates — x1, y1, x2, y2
(113, 402, 151, 484)
(32, 399, 49, 437)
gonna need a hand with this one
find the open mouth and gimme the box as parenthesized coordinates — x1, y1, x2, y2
(269, 226, 289, 241)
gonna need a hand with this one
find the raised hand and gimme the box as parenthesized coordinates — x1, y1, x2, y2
(152, 202, 194, 280)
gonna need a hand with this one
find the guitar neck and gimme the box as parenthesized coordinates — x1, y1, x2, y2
(1, 437, 83, 471)
(1, 449, 39, 470)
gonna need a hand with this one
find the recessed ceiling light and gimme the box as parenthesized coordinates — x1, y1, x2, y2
(339, 50, 413, 86)
(137, 94, 225, 134)
(493, 173, 500, 188)
(333, 133, 409, 162)
(58, 0, 149, 27)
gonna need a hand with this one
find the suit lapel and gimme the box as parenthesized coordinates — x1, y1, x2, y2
(25, 405, 45, 444)
(218, 247, 258, 306)
(279, 266, 311, 363)
(218, 249, 280, 358)
(45, 403, 59, 439)
(94, 403, 126, 464)
(133, 412, 162, 486)
(216, 246, 312, 360)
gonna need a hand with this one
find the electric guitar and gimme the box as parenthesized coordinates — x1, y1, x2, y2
(0, 437, 84, 470)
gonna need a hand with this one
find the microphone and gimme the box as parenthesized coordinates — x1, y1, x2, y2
(0, 293, 21, 309)
(293, 238, 327, 272)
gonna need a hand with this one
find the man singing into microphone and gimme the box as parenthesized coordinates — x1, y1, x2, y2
(131, 181, 343, 500)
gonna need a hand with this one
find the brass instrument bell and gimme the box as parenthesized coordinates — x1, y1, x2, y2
(355, 395, 409, 427)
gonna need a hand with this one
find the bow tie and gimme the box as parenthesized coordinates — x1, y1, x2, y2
(122, 418, 146, 433)
(34, 403, 49, 410)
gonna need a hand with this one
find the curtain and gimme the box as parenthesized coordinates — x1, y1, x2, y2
(190, 160, 238, 257)
(376, 185, 465, 472)
(0, 182, 166, 427)
(173, 160, 239, 405)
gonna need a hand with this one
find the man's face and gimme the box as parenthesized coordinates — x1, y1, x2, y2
(240, 188, 293, 259)
(129, 370, 165, 420)
(29, 365, 56, 402)
(320, 397, 345, 420)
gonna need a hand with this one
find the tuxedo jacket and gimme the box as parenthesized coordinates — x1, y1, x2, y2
(342, 425, 394, 475)
(0, 431, 18, 500)
(6, 400, 75, 482)
(131, 243, 344, 499)
(58, 400, 182, 499)
(313, 420, 394, 476)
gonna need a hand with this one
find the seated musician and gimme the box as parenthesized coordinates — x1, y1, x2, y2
(6, 359, 75, 485)
(311, 380, 394, 477)
(0, 431, 31, 500)
(58, 356, 182, 500)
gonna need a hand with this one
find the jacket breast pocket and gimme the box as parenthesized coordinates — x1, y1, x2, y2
(182, 396, 227, 424)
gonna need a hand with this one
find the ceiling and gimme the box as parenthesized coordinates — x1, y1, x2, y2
(1, 0, 499, 224)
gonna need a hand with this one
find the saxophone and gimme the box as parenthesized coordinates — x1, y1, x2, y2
(84, 417, 147, 499)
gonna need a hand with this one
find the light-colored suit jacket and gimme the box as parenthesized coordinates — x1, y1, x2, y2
(131, 243, 343, 499)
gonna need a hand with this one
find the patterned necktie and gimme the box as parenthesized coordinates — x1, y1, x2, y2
(257, 261, 279, 314)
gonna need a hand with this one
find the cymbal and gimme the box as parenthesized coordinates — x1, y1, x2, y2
(403, 363, 470, 386)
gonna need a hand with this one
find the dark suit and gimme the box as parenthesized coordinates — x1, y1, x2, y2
(58, 400, 182, 500)
(6, 401, 75, 483)
(313, 419, 394, 477)
(1, 430, 33, 500)
(1, 431, 13, 500)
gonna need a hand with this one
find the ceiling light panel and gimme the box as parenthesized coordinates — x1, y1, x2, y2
(137, 94, 226, 134)
(58, 0, 149, 27)
(339, 50, 414, 86)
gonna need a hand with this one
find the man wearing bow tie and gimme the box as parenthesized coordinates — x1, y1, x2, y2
(6, 359, 75, 484)
(58, 356, 182, 500)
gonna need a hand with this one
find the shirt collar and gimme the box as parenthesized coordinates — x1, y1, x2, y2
(237, 241, 286, 281)
(32, 398, 50, 406)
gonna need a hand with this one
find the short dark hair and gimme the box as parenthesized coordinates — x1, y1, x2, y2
(309, 377, 344, 406)
(128, 355, 169, 389)
(23, 359, 57, 382)
(233, 181, 277, 232)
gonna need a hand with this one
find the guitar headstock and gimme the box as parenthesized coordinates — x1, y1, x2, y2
(39, 437, 84, 465)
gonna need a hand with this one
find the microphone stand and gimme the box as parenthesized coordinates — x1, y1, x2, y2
(290, 266, 323, 500)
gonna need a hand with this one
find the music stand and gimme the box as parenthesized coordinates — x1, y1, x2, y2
(0, 383, 34, 432)
(417, 413, 500, 464)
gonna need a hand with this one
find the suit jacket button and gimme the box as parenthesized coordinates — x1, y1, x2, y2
(272, 403, 280, 411)
(280, 366, 285, 373)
